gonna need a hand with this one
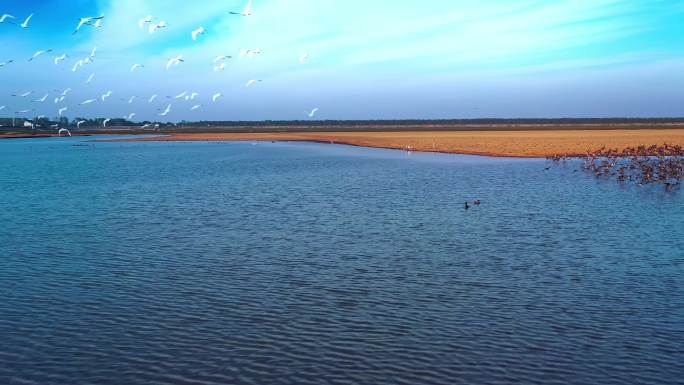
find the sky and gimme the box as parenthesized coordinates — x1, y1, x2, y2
(0, 0, 683, 122)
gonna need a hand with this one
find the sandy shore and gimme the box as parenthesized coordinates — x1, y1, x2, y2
(120, 129, 684, 157)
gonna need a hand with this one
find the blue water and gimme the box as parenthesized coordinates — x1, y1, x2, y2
(1, 137, 683, 385)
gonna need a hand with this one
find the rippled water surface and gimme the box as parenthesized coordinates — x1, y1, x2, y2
(1, 137, 683, 385)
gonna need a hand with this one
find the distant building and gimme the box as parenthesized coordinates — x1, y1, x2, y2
(23, 121, 34, 129)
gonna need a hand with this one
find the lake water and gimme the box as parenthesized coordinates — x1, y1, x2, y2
(1, 137, 683, 385)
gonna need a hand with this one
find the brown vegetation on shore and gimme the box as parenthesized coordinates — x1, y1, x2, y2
(120, 129, 684, 158)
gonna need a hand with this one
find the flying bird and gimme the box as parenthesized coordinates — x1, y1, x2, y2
(72, 59, 84, 72)
(245, 79, 262, 88)
(159, 104, 171, 116)
(60, 88, 72, 96)
(0, 14, 15, 23)
(80, 99, 96, 105)
(148, 21, 166, 34)
(191, 27, 206, 41)
(213, 63, 225, 72)
(0, 106, 5, 110)
(74, 15, 104, 34)
(148, 94, 158, 103)
(190, 104, 201, 111)
(299, 53, 310, 64)
(13, 91, 33, 97)
(212, 93, 222, 102)
(86, 73, 95, 84)
(58, 128, 72, 137)
(0, 60, 14, 67)
(58, 107, 68, 116)
(189, 92, 199, 100)
(33, 94, 48, 103)
(76, 120, 86, 129)
(125, 113, 136, 120)
(103, 118, 111, 127)
(214, 55, 231, 63)
(19, 14, 33, 29)
(101, 91, 112, 101)
(166, 55, 184, 70)
(54, 54, 67, 65)
(139, 15, 153, 29)
(230, 0, 253, 16)
(307, 108, 319, 118)
(240, 49, 262, 58)
(131, 64, 144, 72)
(174, 91, 188, 99)
(90, 47, 97, 58)
(128, 96, 136, 104)
(29, 49, 53, 61)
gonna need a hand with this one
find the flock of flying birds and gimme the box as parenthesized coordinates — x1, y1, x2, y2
(0, 0, 320, 136)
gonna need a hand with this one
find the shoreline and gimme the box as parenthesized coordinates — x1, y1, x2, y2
(107, 129, 684, 158)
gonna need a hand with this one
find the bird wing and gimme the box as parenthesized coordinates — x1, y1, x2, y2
(243, 0, 253, 15)
(22, 13, 33, 26)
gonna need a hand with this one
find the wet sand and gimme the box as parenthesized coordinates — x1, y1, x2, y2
(122, 129, 684, 157)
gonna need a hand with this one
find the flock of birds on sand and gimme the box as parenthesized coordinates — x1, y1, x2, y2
(548, 144, 684, 190)
(0, 0, 320, 136)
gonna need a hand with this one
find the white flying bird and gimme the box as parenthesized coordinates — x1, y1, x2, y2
(80, 99, 96, 105)
(16, 109, 34, 114)
(148, 21, 166, 34)
(214, 55, 231, 63)
(29, 49, 52, 61)
(33, 94, 48, 103)
(90, 47, 97, 58)
(307, 108, 319, 118)
(60, 88, 72, 96)
(72, 59, 84, 72)
(58, 107, 68, 116)
(74, 15, 104, 34)
(166, 55, 184, 70)
(299, 53, 310, 64)
(212, 93, 222, 102)
(240, 49, 262, 58)
(213, 63, 225, 72)
(19, 14, 33, 29)
(58, 128, 72, 137)
(0, 14, 15, 23)
(128, 96, 136, 104)
(101, 91, 112, 101)
(125, 113, 136, 120)
(0, 60, 14, 67)
(148, 94, 158, 103)
(0, 106, 5, 110)
(190, 104, 201, 111)
(191, 27, 206, 41)
(54, 54, 67, 65)
(138, 15, 153, 29)
(13, 91, 33, 97)
(174, 91, 188, 99)
(77, 120, 86, 129)
(131, 64, 144, 72)
(230, 0, 253, 16)
(245, 79, 262, 88)
(86, 73, 95, 84)
(103, 118, 111, 127)
(190, 92, 199, 100)
(159, 104, 171, 116)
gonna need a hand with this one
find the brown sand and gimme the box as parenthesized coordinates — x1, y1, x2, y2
(122, 129, 684, 157)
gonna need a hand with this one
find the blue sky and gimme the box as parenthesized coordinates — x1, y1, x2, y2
(0, 0, 683, 121)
